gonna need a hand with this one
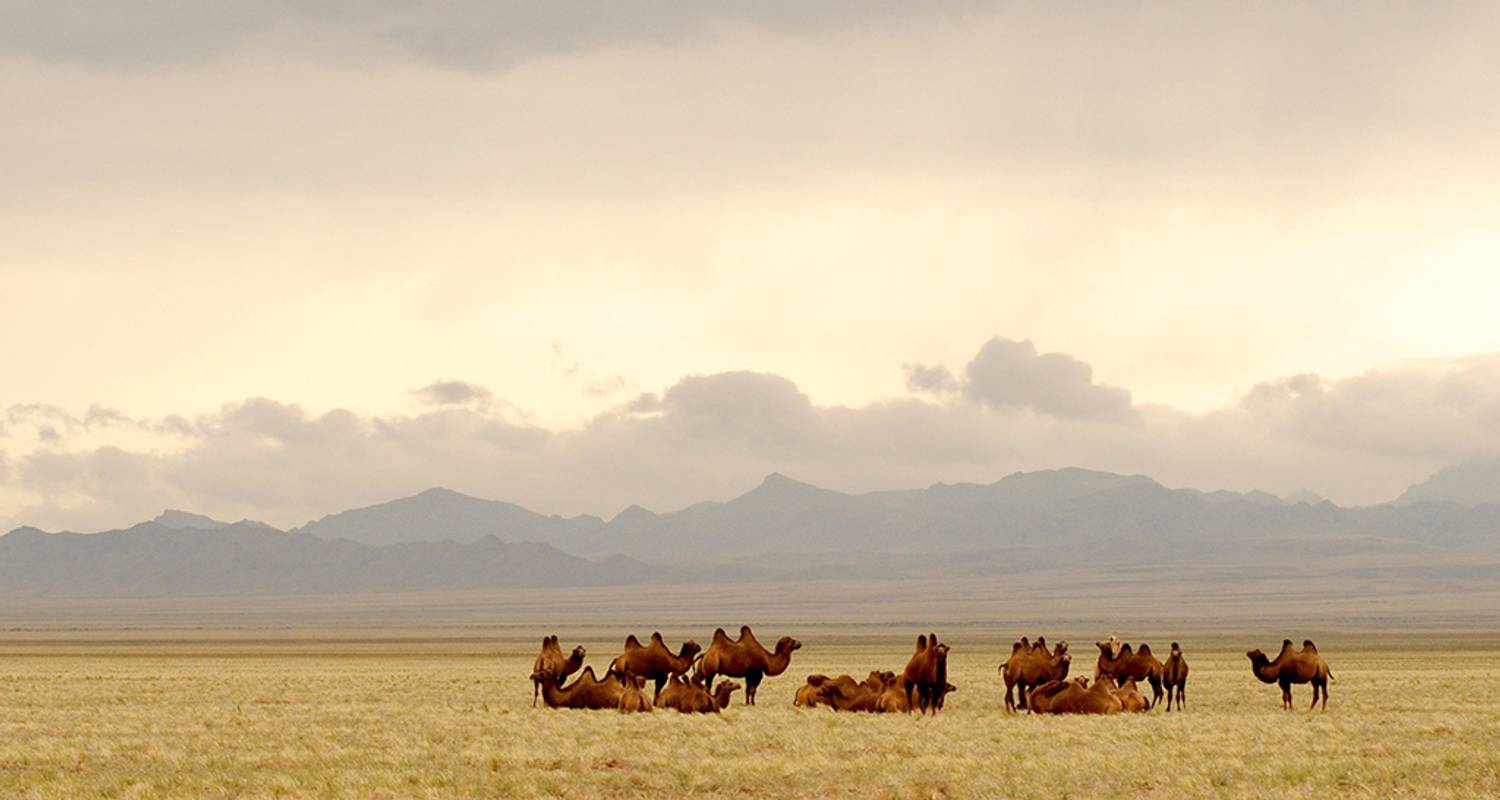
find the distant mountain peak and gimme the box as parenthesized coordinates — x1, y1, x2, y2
(1396, 459, 1500, 507)
(152, 509, 230, 530)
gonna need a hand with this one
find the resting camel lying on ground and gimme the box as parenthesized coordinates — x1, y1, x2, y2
(812, 671, 893, 712)
(1163, 643, 1189, 712)
(1028, 677, 1123, 715)
(608, 632, 701, 699)
(531, 635, 586, 707)
(903, 633, 951, 715)
(656, 673, 740, 713)
(877, 675, 913, 713)
(1000, 637, 1070, 712)
(695, 625, 801, 705)
(1248, 639, 1333, 710)
(794, 674, 831, 708)
(1110, 677, 1149, 713)
(1094, 637, 1164, 709)
(617, 672, 653, 713)
(532, 666, 623, 710)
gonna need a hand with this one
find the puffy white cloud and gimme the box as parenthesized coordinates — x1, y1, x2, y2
(961, 337, 1136, 422)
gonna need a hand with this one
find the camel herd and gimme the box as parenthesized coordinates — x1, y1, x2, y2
(529, 628, 1335, 715)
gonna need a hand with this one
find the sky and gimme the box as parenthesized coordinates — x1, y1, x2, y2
(3, 2, 1500, 531)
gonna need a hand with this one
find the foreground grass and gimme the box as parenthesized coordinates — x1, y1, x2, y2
(2, 631, 1499, 799)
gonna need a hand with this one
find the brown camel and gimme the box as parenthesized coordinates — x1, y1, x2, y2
(936, 681, 957, 710)
(794, 674, 831, 708)
(812, 671, 892, 712)
(657, 673, 740, 713)
(533, 666, 623, 710)
(608, 632, 702, 699)
(1248, 639, 1333, 710)
(1028, 677, 1123, 715)
(695, 625, 801, 705)
(531, 635, 586, 707)
(1094, 639, 1164, 708)
(902, 633, 951, 715)
(1110, 677, 1149, 713)
(1162, 643, 1189, 712)
(1000, 637, 1071, 712)
(876, 675, 914, 713)
(617, 673, 653, 713)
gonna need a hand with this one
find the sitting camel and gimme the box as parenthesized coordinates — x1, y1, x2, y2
(1110, 677, 1149, 713)
(794, 674, 832, 708)
(533, 666, 623, 710)
(812, 671, 892, 712)
(1162, 643, 1189, 712)
(1094, 637, 1164, 709)
(1248, 639, 1333, 710)
(902, 633, 951, 715)
(695, 625, 801, 705)
(617, 672, 653, 713)
(1000, 637, 1071, 712)
(656, 673, 740, 713)
(1028, 677, 1123, 715)
(876, 675, 914, 713)
(531, 635, 586, 707)
(608, 632, 701, 699)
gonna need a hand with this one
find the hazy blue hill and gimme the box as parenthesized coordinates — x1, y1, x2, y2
(1396, 459, 1500, 507)
(293, 486, 604, 547)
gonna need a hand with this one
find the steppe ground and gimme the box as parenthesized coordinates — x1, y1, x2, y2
(2, 583, 1499, 799)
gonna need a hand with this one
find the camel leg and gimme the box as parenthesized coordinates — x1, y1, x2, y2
(746, 671, 762, 705)
(653, 676, 666, 701)
(1310, 682, 1322, 711)
(1004, 681, 1015, 713)
(532, 679, 539, 708)
(1320, 680, 1328, 711)
(1150, 677, 1163, 710)
(1281, 681, 1293, 711)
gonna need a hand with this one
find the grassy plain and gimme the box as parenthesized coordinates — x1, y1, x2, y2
(3, 620, 1500, 799)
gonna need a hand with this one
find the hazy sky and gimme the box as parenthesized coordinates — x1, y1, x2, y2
(3, 2, 1500, 530)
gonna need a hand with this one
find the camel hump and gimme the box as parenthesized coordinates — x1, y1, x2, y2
(739, 625, 754, 639)
(1019, 636, 1030, 648)
(625, 634, 642, 648)
(543, 635, 555, 646)
(916, 634, 927, 649)
(1302, 640, 1317, 652)
(1035, 636, 1046, 649)
(1136, 643, 1153, 656)
(1011, 641, 1024, 654)
(1119, 643, 1135, 655)
(712, 628, 731, 645)
(651, 632, 665, 643)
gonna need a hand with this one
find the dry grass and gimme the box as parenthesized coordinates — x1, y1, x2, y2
(3, 629, 1500, 799)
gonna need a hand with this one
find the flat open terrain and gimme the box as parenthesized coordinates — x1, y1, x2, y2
(3, 621, 1500, 799)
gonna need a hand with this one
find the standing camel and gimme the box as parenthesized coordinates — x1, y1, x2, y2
(999, 637, 1070, 712)
(695, 625, 801, 705)
(1162, 643, 1189, 712)
(902, 633, 951, 715)
(1247, 639, 1333, 710)
(1094, 638, 1165, 709)
(608, 632, 701, 700)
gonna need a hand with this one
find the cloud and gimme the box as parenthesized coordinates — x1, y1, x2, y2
(960, 337, 1136, 422)
(902, 363, 958, 395)
(0, 1, 996, 70)
(413, 380, 493, 407)
(5, 337, 1500, 532)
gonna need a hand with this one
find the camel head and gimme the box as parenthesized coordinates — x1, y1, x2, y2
(1054, 640, 1069, 656)
(776, 636, 803, 655)
(1170, 642, 1182, 656)
(714, 680, 742, 709)
(678, 640, 702, 660)
(569, 645, 586, 661)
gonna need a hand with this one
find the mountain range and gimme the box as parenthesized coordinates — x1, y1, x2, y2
(2, 465, 1497, 598)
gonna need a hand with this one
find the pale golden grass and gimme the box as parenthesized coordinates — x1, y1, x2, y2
(3, 630, 1499, 799)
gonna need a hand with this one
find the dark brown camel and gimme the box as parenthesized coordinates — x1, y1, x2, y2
(1248, 639, 1333, 710)
(608, 632, 702, 699)
(1163, 642, 1189, 712)
(1094, 639, 1164, 709)
(902, 633, 951, 715)
(617, 672, 653, 713)
(695, 625, 801, 705)
(1028, 677, 1123, 714)
(532, 666, 623, 710)
(530, 635, 586, 707)
(1000, 637, 1071, 712)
